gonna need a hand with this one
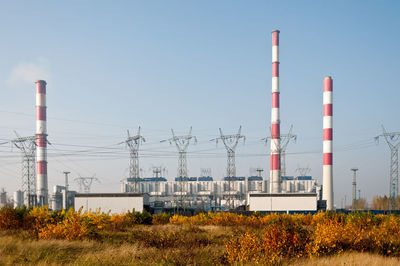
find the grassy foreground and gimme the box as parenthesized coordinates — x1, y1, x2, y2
(2, 207, 400, 264)
(0, 227, 400, 265)
(0, 225, 228, 265)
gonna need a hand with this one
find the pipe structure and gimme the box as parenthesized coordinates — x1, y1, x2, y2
(322, 76, 333, 209)
(36, 80, 48, 206)
(269, 30, 281, 193)
(351, 168, 358, 208)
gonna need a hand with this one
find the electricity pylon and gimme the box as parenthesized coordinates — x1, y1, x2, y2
(375, 125, 400, 209)
(75, 176, 99, 193)
(263, 125, 297, 178)
(122, 127, 145, 193)
(161, 127, 197, 213)
(211, 126, 245, 210)
(295, 166, 311, 177)
(200, 168, 211, 177)
(12, 133, 37, 207)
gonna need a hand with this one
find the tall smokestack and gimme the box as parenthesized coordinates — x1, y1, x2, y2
(270, 30, 281, 193)
(322, 76, 333, 209)
(36, 80, 48, 206)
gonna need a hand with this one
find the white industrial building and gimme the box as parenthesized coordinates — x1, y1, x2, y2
(74, 193, 149, 213)
(13, 190, 23, 208)
(121, 176, 320, 210)
(249, 193, 318, 212)
(49, 185, 77, 211)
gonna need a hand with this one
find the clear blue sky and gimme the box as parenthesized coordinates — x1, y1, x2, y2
(0, 0, 399, 207)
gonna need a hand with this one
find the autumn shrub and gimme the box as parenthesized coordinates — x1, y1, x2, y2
(0, 206, 22, 230)
(309, 218, 346, 256)
(263, 221, 311, 262)
(169, 214, 189, 224)
(125, 209, 152, 225)
(152, 212, 173, 225)
(369, 215, 400, 256)
(37, 208, 101, 240)
(24, 206, 56, 237)
(4, 204, 400, 263)
(225, 218, 312, 264)
(109, 214, 126, 231)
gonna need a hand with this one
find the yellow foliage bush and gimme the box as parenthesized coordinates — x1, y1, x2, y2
(3, 205, 400, 262)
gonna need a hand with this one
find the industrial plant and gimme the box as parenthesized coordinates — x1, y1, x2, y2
(7, 29, 398, 214)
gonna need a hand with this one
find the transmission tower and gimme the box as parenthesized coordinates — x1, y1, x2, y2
(161, 127, 197, 212)
(296, 166, 311, 177)
(75, 176, 99, 193)
(210, 126, 245, 210)
(263, 125, 297, 178)
(12, 133, 37, 207)
(122, 127, 145, 193)
(375, 125, 400, 209)
(200, 168, 211, 177)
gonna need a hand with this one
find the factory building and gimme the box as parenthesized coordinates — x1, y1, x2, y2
(74, 193, 149, 213)
(13, 190, 23, 208)
(0, 188, 9, 207)
(249, 193, 318, 212)
(49, 185, 77, 211)
(121, 176, 320, 210)
(7, 30, 333, 214)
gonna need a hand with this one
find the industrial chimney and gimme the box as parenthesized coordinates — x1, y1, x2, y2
(269, 30, 281, 193)
(322, 76, 333, 209)
(36, 80, 48, 206)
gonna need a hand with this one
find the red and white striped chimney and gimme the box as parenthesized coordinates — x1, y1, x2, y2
(36, 80, 48, 206)
(270, 30, 281, 193)
(322, 76, 333, 209)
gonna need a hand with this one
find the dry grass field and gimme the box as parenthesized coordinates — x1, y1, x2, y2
(1, 228, 399, 265)
(1, 207, 400, 265)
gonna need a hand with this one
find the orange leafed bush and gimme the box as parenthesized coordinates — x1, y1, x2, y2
(0, 206, 22, 230)
(2, 205, 400, 262)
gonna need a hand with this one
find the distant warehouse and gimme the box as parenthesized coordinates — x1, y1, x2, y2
(74, 193, 149, 213)
(249, 193, 319, 212)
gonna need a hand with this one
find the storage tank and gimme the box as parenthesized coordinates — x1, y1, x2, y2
(0, 189, 7, 207)
(13, 190, 23, 208)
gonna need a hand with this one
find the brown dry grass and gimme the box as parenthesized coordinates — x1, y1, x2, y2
(288, 252, 400, 266)
(1, 226, 400, 265)
(0, 225, 230, 265)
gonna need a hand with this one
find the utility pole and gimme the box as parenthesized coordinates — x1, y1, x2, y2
(75, 177, 99, 193)
(351, 168, 358, 208)
(375, 125, 400, 209)
(12, 133, 37, 207)
(161, 127, 197, 213)
(210, 126, 245, 211)
(63, 171, 70, 210)
(263, 125, 297, 178)
(122, 127, 145, 193)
